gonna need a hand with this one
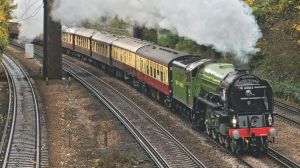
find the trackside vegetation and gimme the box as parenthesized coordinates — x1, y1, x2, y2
(0, 0, 14, 53)
(79, 1, 300, 103)
(247, 0, 300, 102)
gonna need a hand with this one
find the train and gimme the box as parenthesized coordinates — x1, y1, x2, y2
(7, 23, 276, 154)
(8, 20, 19, 39)
(61, 27, 277, 154)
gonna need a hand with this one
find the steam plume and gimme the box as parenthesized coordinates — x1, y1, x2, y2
(12, 0, 43, 40)
(52, 0, 262, 62)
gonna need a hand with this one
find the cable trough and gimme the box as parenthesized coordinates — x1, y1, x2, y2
(1, 54, 40, 168)
(63, 60, 206, 168)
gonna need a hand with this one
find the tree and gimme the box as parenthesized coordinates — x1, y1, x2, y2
(157, 31, 179, 48)
(0, 0, 13, 53)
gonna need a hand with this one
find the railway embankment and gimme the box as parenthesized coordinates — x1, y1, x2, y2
(5, 45, 154, 167)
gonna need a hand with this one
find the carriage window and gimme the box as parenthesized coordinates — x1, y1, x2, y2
(161, 71, 163, 81)
(127, 52, 129, 64)
(154, 68, 156, 78)
(150, 67, 153, 76)
(147, 65, 149, 74)
(164, 68, 167, 83)
(120, 51, 122, 61)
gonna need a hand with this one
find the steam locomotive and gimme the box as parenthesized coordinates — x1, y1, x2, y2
(61, 27, 277, 154)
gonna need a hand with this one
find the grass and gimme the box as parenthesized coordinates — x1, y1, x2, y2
(93, 148, 140, 168)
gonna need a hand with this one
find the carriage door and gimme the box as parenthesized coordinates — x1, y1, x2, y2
(186, 72, 192, 107)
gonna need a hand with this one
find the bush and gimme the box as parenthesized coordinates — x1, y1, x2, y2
(247, 0, 300, 17)
(253, 69, 300, 103)
(0, 0, 14, 53)
(157, 31, 179, 48)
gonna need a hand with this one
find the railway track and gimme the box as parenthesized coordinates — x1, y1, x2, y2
(8, 41, 300, 168)
(205, 136, 255, 168)
(63, 60, 206, 168)
(274, 100, 300, 127)
(274, 100, 300, 115)
(267, 147, 300, 168)
(206, 132, 300, 168)
(1, 54, 41, 167)
(9, 40, 207, 167)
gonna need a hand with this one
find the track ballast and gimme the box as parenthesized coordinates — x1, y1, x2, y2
(63, 60, 206, 168)
(1, 54, 41, 168)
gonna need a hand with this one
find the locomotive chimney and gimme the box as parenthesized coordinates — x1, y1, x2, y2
(236, 64, 250, 73)
(133, 25, 144, 39)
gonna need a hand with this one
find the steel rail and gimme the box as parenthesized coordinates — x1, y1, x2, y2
(274, 113, 300, 127)
(9, 41, 206, 167)
(0, 62, 13, 155)
(273, 100, 300, 126)
(1, 54, 40, 168)
(274, 100, 300, 116)
(1, 61, 17, 168)
(63, 67, 169, 168)
(15, 40, 300, 168)
(63, 60, 207, 168)
(267, 147, 300, 168)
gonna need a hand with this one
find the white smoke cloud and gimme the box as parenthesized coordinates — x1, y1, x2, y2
(12, 0, 43, 40)
(52, 0, 262, 62)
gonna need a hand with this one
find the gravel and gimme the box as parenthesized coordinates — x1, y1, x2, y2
(6, 46, 155, 168)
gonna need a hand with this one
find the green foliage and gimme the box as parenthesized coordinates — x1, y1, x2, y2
(253, 69, 300, 102)
(247, 0, 300, 103)
(248, 0, 300, 17)
(109, 16, 129, 30)
(142, 28, 157, 43)
(121, 154, 138, 164)
(0, 0, 14, 53)
(157, 30, 219, 58)
(157, 30, 179, 48)
(106, 16, 130, 36)
(175, 38, 204, 56)
(94, 150, 139, 168)
(84, 16, 130, 36)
